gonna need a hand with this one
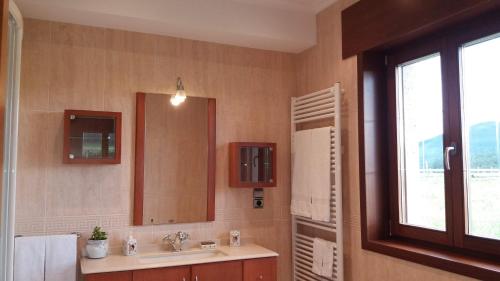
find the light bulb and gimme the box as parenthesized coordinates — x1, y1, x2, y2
(170, 95, 183, 106)
(170, 77, 187, 106)
(176, 89, 186, 102)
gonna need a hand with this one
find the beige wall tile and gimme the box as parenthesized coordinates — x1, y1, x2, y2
(49, 23, 106, 111)
(15, 111, 49, 219)
(20, 19, 51, 111)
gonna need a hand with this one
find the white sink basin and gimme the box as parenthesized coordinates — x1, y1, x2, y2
(139, 249, 227, 264)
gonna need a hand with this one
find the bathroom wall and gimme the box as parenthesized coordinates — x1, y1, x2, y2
(295, 1, 476, 280)
(16, 18, 294, 280)
(16, 2, 481, 281)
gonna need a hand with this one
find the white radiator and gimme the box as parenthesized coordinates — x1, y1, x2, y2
(291, 83, 343, 281)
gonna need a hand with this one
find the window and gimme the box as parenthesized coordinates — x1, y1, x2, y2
(357, 7, 500, 280)
(387, 31, 500, 256)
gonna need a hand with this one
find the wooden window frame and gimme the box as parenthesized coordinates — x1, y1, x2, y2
(359, 9, 500, 281)
(387, 39, 454, 247)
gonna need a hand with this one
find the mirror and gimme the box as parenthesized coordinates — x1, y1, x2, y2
(134, 92, 216, 225)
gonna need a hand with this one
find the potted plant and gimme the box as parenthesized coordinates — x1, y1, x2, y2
(86, 226, 109, 259)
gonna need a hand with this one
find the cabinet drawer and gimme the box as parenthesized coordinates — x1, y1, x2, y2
(85, 271, 132, 281)
(133, 266, 190, 281)
(243, 257, 277, 281)
(192, 260, 243, 281)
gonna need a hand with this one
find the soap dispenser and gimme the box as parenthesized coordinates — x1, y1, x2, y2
(122, 233, 137, 256)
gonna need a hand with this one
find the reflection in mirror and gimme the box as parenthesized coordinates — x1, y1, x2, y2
(136, 93, 215, 225)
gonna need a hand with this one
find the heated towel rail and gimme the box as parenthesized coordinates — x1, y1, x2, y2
(291, 83, 343, 281)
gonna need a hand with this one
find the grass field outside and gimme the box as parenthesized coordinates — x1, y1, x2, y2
(404, 169, 500, 240)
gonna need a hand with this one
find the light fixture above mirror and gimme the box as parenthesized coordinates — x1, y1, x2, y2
(170, 77, 187, 106)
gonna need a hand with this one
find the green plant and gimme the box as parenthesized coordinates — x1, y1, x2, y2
(89, 226, 108, 240)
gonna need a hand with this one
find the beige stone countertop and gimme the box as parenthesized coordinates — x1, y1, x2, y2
(81, 243, 278, 275)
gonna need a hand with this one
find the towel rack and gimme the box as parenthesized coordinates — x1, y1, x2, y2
(291, 83, 343, 281)
(15, 232, 81, 238)
(295, 234, 338, 281)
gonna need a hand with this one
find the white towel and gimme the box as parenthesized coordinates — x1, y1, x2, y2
(312, 238, 335, 278)
(45, 235, 77, 281)
(310, 127, 332, 222)
(291, 127, 332, 222)
(312, 238, 323, 276)
(291, 130, 312, 217)
(321, 239, 335, 277)
(14, 236, 45, 281)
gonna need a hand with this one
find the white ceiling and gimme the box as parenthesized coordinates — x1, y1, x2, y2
(14, 0, 337, 53)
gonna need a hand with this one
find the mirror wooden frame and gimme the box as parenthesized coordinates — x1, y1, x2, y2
(133, 92, 216, 226)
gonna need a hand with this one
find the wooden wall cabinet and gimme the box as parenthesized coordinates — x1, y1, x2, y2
(84, 257, 277, 281)
(229, 142, 277, 188)
(63, 110, 122, 164)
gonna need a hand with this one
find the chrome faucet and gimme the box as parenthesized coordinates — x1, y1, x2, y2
(163, 231, 190, 252)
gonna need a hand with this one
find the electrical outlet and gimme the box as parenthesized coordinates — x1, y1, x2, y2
(253, 188, 264, 208)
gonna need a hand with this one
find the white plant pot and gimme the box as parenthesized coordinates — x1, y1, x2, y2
(86, 239, 109, 259)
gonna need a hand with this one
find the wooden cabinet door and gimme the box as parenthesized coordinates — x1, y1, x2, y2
(192, 260, 243, 281)
(243, 257, 277, 281)
(133, 266, 190, 281)
(85, 271, 132, 281)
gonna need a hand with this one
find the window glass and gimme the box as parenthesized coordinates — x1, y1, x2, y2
(461, 34, 500, 240)
(396, 54, 446, 231)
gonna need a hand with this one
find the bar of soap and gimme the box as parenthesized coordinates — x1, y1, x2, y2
(200, 241, 216, 249)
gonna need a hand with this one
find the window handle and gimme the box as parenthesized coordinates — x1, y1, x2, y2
(444, 143, 456, 170)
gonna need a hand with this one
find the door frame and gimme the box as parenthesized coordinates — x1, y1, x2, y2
(0, 1, 22, 281)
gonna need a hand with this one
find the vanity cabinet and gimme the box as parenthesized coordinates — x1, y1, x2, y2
(84, 271, 132, 281)
(83, 257, 277, 281)
(192, 260, 243, 281)
(133, 266, 190, 281)
(243, 258, 277, 281)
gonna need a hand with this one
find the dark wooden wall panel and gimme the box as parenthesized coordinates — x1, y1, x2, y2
(358, 51, 389, 245)
(342, 0, 500, 58)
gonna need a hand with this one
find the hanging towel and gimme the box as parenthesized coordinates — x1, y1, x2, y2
(14, 236, 46, 281)
(291, 127, 332, 221)
(310, 127, 332, 222)
(291, 129, 312, 217)
(321, 239, 335, 277)
(45, 235, 77, 281)
(312, 238, 323, 276)
(312, 238, 335, 278)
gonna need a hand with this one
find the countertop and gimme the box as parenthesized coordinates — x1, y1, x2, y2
(81, 243, 278, 274)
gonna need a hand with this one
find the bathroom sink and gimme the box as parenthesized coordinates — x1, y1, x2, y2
(139, 249, 227, 264)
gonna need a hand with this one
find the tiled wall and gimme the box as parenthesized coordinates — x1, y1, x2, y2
(16, 19, 294, 280)
(295, 1, 477, 280)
